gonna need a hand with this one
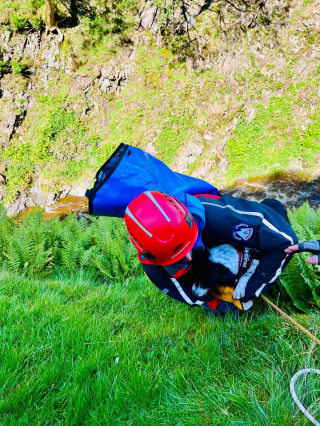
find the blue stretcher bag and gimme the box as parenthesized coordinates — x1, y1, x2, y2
(85, 143, 219, 217)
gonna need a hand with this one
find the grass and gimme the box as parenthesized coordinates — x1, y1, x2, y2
(0, 0, 139, 45)
(11, 60, 28, 75)
(104, 46, 224, 164)
(0, 1, 42, 25)
(0, 204, 319, 425)
(0, 266, 320, 425)
(2, 89, 115, 200)
(0, 61, 8, 73)
(225, 86, 320, 180)
(9, 15, 29, 32)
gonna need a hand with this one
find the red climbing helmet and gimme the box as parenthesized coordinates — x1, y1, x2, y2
(124, 190, 198, 266)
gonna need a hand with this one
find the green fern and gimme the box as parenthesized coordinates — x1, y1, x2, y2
(0, 202, 319, 310)
(279, 203, 320, 311)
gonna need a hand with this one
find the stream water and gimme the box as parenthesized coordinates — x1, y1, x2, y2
(17, 195, 89, 220)
(223, 173, 320, 210)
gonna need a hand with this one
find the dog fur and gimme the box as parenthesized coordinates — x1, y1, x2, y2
(192, 244, 259, 300)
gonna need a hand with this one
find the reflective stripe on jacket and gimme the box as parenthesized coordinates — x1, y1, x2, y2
(141, 194, 298, 307)
(196, 194, 298, 302)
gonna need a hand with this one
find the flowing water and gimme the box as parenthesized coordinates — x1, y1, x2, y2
(223, 173, 320, 210)
(43, 195, 89, 219)
(17, 195, 89, 220)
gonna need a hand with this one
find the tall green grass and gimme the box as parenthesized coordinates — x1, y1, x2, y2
(0, 267, 319, 425)
(0, 202, 319, 423)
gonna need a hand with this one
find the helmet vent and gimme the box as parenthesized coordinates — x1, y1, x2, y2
(163, 195, 184, 215)
(142, 251, 156, 260)
(185, 213, 193, 228)
(173, 244, 183, 253)
(128, 233, 144, 252)
(129, 231, 143, 247)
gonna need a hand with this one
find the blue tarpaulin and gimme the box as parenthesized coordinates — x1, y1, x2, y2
(85, 143, 219, 217)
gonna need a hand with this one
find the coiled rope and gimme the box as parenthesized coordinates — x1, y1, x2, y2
(261, 296, 320, 425)
(290, 369, 320, 426)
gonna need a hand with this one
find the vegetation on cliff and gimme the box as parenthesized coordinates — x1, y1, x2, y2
(1, 0, 320, 207)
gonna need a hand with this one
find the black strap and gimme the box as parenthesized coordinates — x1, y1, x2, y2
(85, 143, 129, 214)
(236, 247, 251, 281)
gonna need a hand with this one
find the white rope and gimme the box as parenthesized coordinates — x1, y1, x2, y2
(290, 369, 320, 425)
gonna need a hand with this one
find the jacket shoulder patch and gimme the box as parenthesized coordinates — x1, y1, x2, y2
(232, 223, 253, 241)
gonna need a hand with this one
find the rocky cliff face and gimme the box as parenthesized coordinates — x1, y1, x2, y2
(0, 26, 135, 215)
(1, 0, 320, 215)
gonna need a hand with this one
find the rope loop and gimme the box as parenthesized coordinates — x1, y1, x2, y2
(290, 369, 320, 426)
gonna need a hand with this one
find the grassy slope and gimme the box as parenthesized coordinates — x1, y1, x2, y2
(107, 31, 320, 183)
(0, 268, 319, 425)
(1, 1, 320, 200)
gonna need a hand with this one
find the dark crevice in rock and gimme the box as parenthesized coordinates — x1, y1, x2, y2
(196, 0, 215, 17)
(8, 110, 27, 141)
(138, 3, 160, 32)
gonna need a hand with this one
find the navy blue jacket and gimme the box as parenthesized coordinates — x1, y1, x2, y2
(142, 194, 298, 309)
